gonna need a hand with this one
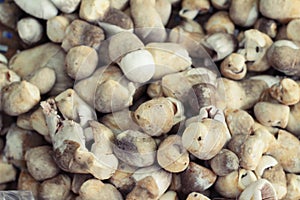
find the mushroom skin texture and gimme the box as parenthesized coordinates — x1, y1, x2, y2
(269, 78, 300, 105)
(0, 2, 22, 29)
(254, 18, 277, 38)
(157, 135, 189, 173)
(113, 130, 157, 167)
(229, 0, 258, 27)
(14, 0, 58, 20)
(47, 15, 71, 43)
(25, 146, 60, 181)
(2, 81, 40, 116)
(50, 0, 81, 14)
(17, 171, 40, 200)
(0, 66, 21, 92)
(0, 160, 17, 184)
(17, 17, 43, 45)
(238, 179, 277, 200)
(224, 108, 254, 135)
(39, 174, 71, 200)
(210, 149, 239, 176)
(205, 11, 235, 34)
(79, 0, 110, 22)
(155, 0, 172, 26)
(27, 67, 56, 94)
(287, 101, 300, 136)
(126, 176, 159, 200)
(211, 0, 230, 10)
(182, 119, 227, 160)
(78, 179, 123, 200)
(179, 0, 210, 20)
(220, 53, 247, 80)
(259, 0, 300, 23)
(186, 192, 210, 200)
(180, 162, 217, 194)
(254, 102, 290, 128)
(287, 19, 300, 42)
(285, 174, 300, 200)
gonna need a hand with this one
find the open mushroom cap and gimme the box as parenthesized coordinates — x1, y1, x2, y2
(238, 179, 277, 200)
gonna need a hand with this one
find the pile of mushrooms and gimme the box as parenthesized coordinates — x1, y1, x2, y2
(1, 0, 300, 199)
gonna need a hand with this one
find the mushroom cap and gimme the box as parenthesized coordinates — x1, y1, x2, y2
(50, 0, 81, 14)
(17, 17, 43, 44)
(27, 67, 56, 94)
(239, 179, 277, 200)
(79, 0, 110, 22)
(229, 0, 258, 27)
(205, 11, 235, 34)
(46, 15, 70, 43)
(182, 119, 227, 160)
(220, 53, 247, 80)
(157, 135, 189, 173)
(179, 0, 211, 19)
(210, 149, 239, 176)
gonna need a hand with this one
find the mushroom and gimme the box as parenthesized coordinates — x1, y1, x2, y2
(254, 102, 290, 128)
(157, 135, 189, 173)
(285, 174, 300, 200)
(130, 0, 167, 43)
(18, 171, 40, 200)
(27, 67, 56, 94)
(229, 0, 258, 27)
(220, 53, 247, 80)
(131, 165, 172, 198)
(8, 43, 73, 95)
(210, 149, 239, 176)
(50, 0, 81, 13)
(155, 0, 172, 26)
(179, 19, 205, 34)
(202, 32, 237, 61)
(266, 130, 300, 173)
(0, 2, 22, 29)
(269, 78, 300, 105)
(259, 0, 300, 23)
(179, 0, 210, 20)
(222, 78, 268, 110)
(145, 42, 192, 80)
(134, 97, 183, 136)
(78, 179, 123, 200)
(254, 18, 277, 38)
(47, 15, 71, 43)
(1, 81, 40, 116)
(287, 19, 300, 42)
(238, 179, 277, 200)
(159, 191, 178, 200)
(65, 45, 98, 80)
(109, 162, 136, 195)
(126, 176, 159, 200)
(186, 192, 210, 200)
(254, 156, 287, 199)
(30, 107, 49, 137)
(17, 17, 43, 45)
(113, 130, 157, 167)
(0, 159, 17, 184)
(61, 19, 105, 52)
(238, 29, 273, 72)
(71, 174, 93, 194)
(147, 81, 164, 98)
(180, 162, 217, 194)
(110, 0, 129, 10)
(267, 40, 300, 76)
(98, 8, 133, 37)
(79, 0, 110, 22)
(224, 108, 254, 136)
(0, 65, 21, 92)
(182, 118, 228, 160)
(54, 89, 97, 128)
(287, 101, 300, 136)
(39, 174, 71, 200)
(214, 169, 257, 198)
(14, 0, 58, 20)
(25, 146, 60, 181)
(211, 0, 230, 10)
(205, 11, 235, 34)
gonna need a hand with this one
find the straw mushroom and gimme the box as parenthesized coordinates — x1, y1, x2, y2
(2, 81, 40, 116)
(224, 108, 254, 135)
(61, 19, 105, 52)
(155, 0, 172, 26)
(110, 0, 128, 10)
(285, 174, 300, 200)
(30, 107, 49, 137)
(17, 171, 40, 200)
(26, 67, 56, 94)
(113, 130, 157, 167)
(254, 18, 277, 38)
(147, 81, 164, 98)
(259, 0, 300, 23)
(211, 0, 230, 10)
(287, 19, 300, 42)
(0, 65, 21, 92)
(78, 179, 123, 200)
(0, 160, 17, 184)
(205, 11, 235, 34)
(47, 15, 71, 43)
(254, 102, 290, 128)
(186, 192, 210, 200)
(229, 0, 258, 27)
(269, 78, 300, 105)
(157, 135, 189, 173)
(220, 53, 246, 80)
(0, 2, 22, 29)
(25, 146, 60, 181)
(238, 179, 277, 200)
(130, 0, 167, 43)
(126, 176, 159, 200)
(179, 0, 210, 20)
(17, 17, 43, 45)
(50, 0, 81, 13)
(287, 101, 300, 136)
(79, 0, 110, 22)
(39, 174, 71, 200)
(210, 149, 239, 176)
(180, 162, 217, 194)
(14, 0, 58, 20)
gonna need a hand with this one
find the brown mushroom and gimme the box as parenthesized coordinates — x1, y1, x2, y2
(229, 0, 258, 27)
(210, 149, 239, 176)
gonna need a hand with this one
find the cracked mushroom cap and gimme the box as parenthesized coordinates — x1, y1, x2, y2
(113, 130, 157, 167)
(182, 119, 227, 160)
(157, 135, 189, 173)
(239, 179, 277, 200)
(78, 179, 123, 200)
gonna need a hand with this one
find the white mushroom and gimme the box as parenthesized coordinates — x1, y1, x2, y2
(17, 17, 43, 45)
(50, 0, 81, 13)
(47, 15, 71, 43)
(79, 0, 110, 22)
(239, 179, 277, 200)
